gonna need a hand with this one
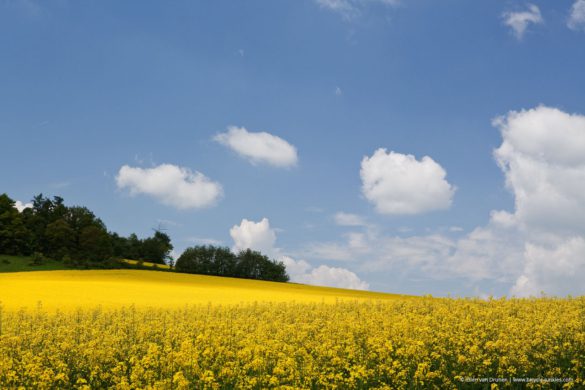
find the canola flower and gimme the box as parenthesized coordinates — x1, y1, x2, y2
(0, 297, 583, 389)
(0, 270, 402, 310)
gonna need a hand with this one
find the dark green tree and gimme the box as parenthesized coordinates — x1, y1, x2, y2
(78, 225, 113, 262)
(44, 218, 75, 260)
(176, 245, 236, 276)
(141, 231, 173, 264)
(176, 245, 289, 282)
(0, 194, 32, 255)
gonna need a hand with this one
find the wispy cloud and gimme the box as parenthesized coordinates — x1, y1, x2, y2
(502, 4, 544, 40)
(315, 0, 399, 21)
(568, 0, 585, 31)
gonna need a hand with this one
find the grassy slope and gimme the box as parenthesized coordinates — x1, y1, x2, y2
(0, 269, 408, 310)
(0, 254, 69, 272)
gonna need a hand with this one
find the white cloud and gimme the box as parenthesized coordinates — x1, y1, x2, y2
(568, 0, 585, 31)
(307, 242, 357, 261)
(115, 164, 223, 210)
(334, 212, 367, 226)
(510, 238, 585, 297)
(230, 218, 277, 254)
(335, 86, 342, 96)
(186, 237, 223, 246)
(502, 4, 543, 40)
(360, 149, 455, 215)
(282, 256, 369, 290)
(14, 200, 32, 212)
(214, 126, 298, 168)
(315, 0, 399, 20)
(489, 106, 585, 296)
(306, 107, 585, 297)
(229, 218, 369, 290)
(493, 106, 585, 234)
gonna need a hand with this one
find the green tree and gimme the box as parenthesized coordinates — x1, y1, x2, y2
(176, 245, 289, 282)
(0, 194, 32, 255)
(78, 225, 113, 262)
(45, 218, 75, 260)
(176, 245, 237, 276)
(141, 231, 173, 264)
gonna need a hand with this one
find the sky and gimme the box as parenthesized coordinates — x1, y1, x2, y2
(2, 0, 585, 297)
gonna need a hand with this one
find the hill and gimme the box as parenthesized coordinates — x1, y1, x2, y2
(0, 269, 406, 310)
(0, 254, 69, 273)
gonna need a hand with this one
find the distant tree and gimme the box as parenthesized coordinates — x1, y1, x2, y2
(0, 194, 32, 255)
(176, 245, 236, 276)
(176, 245, 289, 282)
(126, 233, 142, 260)
(234, 249, 288, 282)
(141, 231, 173, 264)
(235, 249, 261, 279)
(213, 246, 237, 276)
(44, 218, 75, 260)
(78, 225, 113, 262)
(2, 192, 177, 269)
(23, 194, 69, 254)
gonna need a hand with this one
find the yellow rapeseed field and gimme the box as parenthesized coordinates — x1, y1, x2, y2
(0, 270, 401, 310)
(1, 270, 583, 389)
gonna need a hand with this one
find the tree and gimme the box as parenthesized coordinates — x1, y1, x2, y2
(78, 225, 113, 262)
(176, 245, 237, 276)
(0, 194, 32, 255)
(176, 245, 289, 282)
(141, 231, 173, 264)
(44, 218, 75, 260)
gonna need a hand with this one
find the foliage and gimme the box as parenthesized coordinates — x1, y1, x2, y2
(0, 297, 583, 389)
(176, 245, 289, 282)
(0, 194, 32, 255)
(0, 193, 174, 267)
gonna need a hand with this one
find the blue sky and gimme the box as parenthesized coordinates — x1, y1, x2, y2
(2, 0, 585, 297)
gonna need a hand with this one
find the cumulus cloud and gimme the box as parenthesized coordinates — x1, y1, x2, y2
(230, 218, 277, 254)
(14, 200, 32, 212)
(360, 149, 455, 215)
(334, 212, 367, 226)
(511, 238, 585, 297)
(315, 0, 399, 20)
(214, 126, 298, 168)
(488, 106, 585, 296)
(115, 164, 223, 210)
(568, 0, 585, 30)
(229, 218, 369, 290)
(307, 106, 585, 297)
(493, 106, 585, 234)
(281, 256, 369, 290)
(502, 4, 543, 40)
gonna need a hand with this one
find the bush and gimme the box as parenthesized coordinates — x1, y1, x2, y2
(30, 252, 46, 266)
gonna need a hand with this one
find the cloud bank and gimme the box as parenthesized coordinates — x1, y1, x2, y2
(282, 256, 369, 290)
(334, 212, 367, 227)
(116, 164, 223, 210)
(307, 106, 585, 297)
(229, 218, 369, 290)
(214, 126, 298, 168)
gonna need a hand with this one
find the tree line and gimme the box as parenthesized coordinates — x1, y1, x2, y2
(0, 193, 290, 282)
(0, 193, 172, 267)
(176, 245, 289, 282)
